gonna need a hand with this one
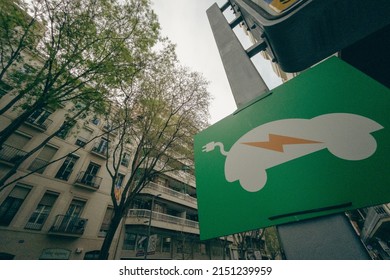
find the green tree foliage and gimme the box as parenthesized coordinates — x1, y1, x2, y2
(0, 0, 160, 147)
(0, 0, 161, 190)
(264, 226, 283, 259)
(0, 0, 41, 84)
(98, 44, 211, 259)
(1, 0, 212, 259)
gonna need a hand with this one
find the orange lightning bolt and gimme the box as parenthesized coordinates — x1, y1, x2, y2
(242, 134, 322, 152)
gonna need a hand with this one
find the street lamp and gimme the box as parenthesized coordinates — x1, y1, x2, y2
(144, 193, 161, 259)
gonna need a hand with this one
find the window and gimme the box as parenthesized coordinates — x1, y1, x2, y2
(92, 138, 108, 155)
(80, 162, 100, 186)
(66, 199, 85, 217)
(5, 132, 31, 149)
(52, 199, 86, 233)
(121, 152, 131, 167)
(25, 192, 58, 230)
(123, 231, 137, 250)
(73, 102, 86, 111)
(56, 120, 75, 139)
(26, 108, 52, 129)
(75, 138, 87, 147)
(75, 128, 93, 147)
(0, 185, 30, 226)
(55, 155, 79, 181)
(91, 118, 100, 125)
(132, 199, 148, 210)
(103, 123, 112, 131)
(98, 207, 114, 237)
(0, 132, 30, 162)
(28, 145, 58, 174)
(162, 237, 172, 253)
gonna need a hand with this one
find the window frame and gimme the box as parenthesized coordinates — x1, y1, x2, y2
(0, 185, 31, 226)
(25, 191, 58, 230)
(55, 154, 79, 181)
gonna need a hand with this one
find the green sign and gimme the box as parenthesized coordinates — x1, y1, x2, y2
(194, 57, 390, 240)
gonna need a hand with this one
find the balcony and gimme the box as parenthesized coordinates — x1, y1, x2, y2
(126, 209, 199, 234)
(142, 182, 197, 208)
(74, 171, 102, 190)
(170, 169, 196, 187)
(24, 221, 44, 231)
(361, 206, 390, 241)
(25, 115, 53, 131)
(49, 214, 88, 237)
(153, 160, 196, 187)
(91, 142, 108, 158)
(0, 144, 27, 165)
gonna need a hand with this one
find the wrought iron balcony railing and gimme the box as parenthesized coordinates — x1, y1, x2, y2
(25, 116, 53, 131)
(74, 171, 102, 190)
(0, 144, 27, 164)
(127, 209, 199, 229)
(91, 143, 108, 157)
(49, 214, 88, 235)
(143, 182, 197, 205)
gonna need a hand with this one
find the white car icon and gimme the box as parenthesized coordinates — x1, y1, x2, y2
(202, 113, 383, 192)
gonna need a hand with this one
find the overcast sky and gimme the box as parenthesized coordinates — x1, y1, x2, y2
(151, 0, 282, 124)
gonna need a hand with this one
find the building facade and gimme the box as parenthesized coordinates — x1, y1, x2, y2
(0, 96, 237, 260)
(347, 205, 390, 260)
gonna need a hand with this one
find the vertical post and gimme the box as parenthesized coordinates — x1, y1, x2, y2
(206, 3, 269, 107)
(207, 2, 370, 259)
(144, 193, 161, 259)
(277, 214, 370, 259)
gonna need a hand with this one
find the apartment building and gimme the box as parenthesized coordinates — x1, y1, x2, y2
(0, 94, 236, 259)
(347, 205, 390, 260)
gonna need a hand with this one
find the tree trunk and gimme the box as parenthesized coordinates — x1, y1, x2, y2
(0, 99, 45, 147)
(0, 90, 28, 115)
(98, 210, 123, 260)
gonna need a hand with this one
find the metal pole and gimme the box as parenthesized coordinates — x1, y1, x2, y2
(206, 3, 269, 107)
(144, 193, 161, 259)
